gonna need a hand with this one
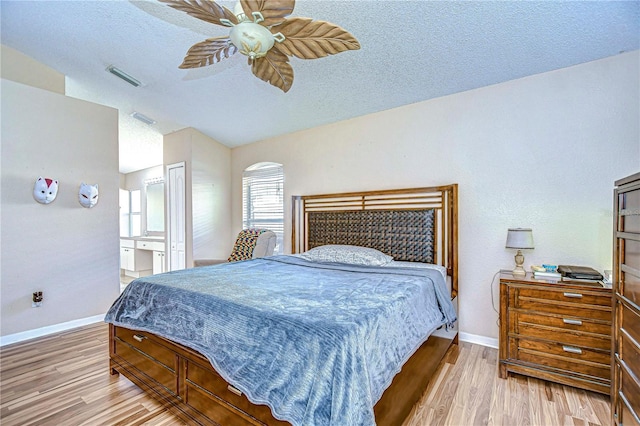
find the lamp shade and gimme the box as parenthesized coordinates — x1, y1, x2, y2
(505, 228, 534, 249)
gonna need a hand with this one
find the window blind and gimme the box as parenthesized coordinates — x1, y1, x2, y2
(242, 163, 284, 254)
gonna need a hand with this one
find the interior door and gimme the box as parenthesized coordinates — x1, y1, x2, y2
(167, 162, 186, 271)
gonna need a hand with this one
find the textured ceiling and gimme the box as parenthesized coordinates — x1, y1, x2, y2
(2, 1, 639, 173)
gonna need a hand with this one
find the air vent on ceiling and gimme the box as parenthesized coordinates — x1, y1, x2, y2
(106, 65, 141, 87)
(130, 111, 156, 125)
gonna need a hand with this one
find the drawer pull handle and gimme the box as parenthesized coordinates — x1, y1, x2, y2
(562, 345, 582, 355)
(563, 292, 583, 299)
(133, 334, 147, 343)
(562, 318, 583, 326)
(227, 385, 242, 397)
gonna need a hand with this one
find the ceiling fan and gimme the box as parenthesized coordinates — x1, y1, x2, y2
(159, 0, 361, 92)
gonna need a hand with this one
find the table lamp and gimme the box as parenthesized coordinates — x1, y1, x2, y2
(505, 228, 534, 275)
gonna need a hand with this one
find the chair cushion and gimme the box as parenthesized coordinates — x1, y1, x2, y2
(228, 229, 276, 262)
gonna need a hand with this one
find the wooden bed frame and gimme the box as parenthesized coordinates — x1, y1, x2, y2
(109, 185, 458, 426)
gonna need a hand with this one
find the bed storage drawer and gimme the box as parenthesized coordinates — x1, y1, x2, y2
(185, 384, 258, 426)
(114, 327, 178, 370)
(110, 325, 289, 426)
(113, 339, 178, 395)
(185, 359, 289, 426)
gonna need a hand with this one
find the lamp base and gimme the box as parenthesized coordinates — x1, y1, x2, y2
(512, 249, 526, 275)
(512, 265, 526, 275)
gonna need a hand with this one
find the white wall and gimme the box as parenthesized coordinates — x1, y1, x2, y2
(0, 44, 65, 94)
(1, 79, 120, 337)
(164, 128, 232, 266)
(191, 132, 232, 261)
(231, 51, 640, 342)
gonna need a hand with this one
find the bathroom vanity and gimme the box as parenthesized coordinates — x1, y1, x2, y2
(120, 237, 165, 277)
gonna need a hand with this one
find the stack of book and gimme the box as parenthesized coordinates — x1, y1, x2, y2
(533, 270, 562, 280)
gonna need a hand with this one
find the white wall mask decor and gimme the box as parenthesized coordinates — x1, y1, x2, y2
(33, 176, 59, 204)
(78, 183, 99, 208)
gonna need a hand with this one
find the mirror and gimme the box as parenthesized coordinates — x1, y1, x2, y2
(146, 182, 165, 232)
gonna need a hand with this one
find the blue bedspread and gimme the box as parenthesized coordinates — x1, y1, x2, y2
(104, 255, 456, 426)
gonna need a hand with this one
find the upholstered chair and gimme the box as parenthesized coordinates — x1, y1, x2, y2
(193, 229, 277, 267)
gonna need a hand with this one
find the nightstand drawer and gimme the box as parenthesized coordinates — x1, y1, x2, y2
(516, 287, 611, 307)
(516, 311, 610, 336)
(516, 338, 610, 365)
(517, 298, 611, 321)
(516, 338, 610, 380)
(515, 286, 611, 321)
(516, 321, 610, 350)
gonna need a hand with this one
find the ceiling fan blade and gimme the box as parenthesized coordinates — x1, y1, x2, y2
(251, 47, 294, 92)
(179, 36, 238, 69)
(159, 0, 238, 27)
(276, 17, 360, 59)
(240, 0, 295, 27)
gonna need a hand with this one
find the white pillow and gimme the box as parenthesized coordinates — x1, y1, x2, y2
(300, 245, 393, 266)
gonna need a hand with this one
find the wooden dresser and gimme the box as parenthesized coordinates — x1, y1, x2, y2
(612, 172, 640, 425)
(499, 273, 612, 394)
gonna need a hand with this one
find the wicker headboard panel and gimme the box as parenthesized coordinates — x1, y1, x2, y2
(292, 185, 458, 297)
(307, 209, 435, 263)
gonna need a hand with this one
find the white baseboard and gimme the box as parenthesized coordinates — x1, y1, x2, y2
(459, 332, 499, 349)
(0, 314, 105, 347)
(1, 315, 500, 350)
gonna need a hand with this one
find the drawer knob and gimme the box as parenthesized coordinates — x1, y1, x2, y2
(227, 385, 243, 397)
(562, 345, 583, 355)
(562, 318, 583, 326)
(563, 292, 583, 299)
(133, 334, 147, 343)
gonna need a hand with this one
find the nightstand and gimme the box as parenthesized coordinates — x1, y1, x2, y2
(498, 272, 612, 394)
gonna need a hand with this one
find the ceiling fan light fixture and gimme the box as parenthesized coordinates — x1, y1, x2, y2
(130, 111, 156, 125)
(229, 21, 277, 59)
(160, 0, 360, 92)
(106, 65, 141, 87)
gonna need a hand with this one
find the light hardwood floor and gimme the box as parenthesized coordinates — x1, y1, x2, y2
(0, 323, 610, 426)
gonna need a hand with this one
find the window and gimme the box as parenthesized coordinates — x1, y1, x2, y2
(242, 162, 284, 254)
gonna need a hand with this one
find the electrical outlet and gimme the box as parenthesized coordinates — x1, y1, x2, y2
(32, 291, 43, 308)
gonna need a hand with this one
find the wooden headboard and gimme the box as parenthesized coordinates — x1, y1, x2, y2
(292, 185, 458, 298)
